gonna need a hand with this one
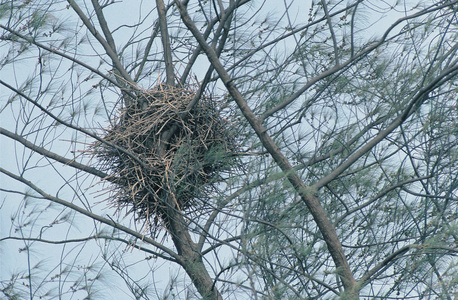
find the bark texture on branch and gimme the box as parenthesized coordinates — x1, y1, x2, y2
(174, 1, 359, 298)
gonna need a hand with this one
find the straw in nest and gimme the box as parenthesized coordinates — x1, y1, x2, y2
(93, 84, 236, 231)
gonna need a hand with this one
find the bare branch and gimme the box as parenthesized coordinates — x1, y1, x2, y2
(156, 0, 175, 86)
(0, 166, 180, 261)
(0, 235, 177, 263)
(359, 244, 458, 289)
(0, 24, 126, 91)
(174, 1, 358, 295)
(320, 0, 340, 65)
(67, 0, 134, 88)
(0, 127, 109, 180)
(312, 64, 458, 190)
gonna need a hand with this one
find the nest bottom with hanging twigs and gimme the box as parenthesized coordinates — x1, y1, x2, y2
(92, 84, 237, 233)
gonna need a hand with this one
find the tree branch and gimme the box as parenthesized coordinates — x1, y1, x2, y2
(359, 244, 458, 289)
(156, 0, 175, 86)
(312, 64, 458, 191)
(0, 79, 151, 173)
(67, 0, 134, 89)
(0, 127, 109, 181)
(0, 24, 127, 92)
(260, 0, 458, 121)
(0, 235, 177, 263)
(174, 1, 358, 294)
(91, 0, 117, 53)
(334, 176, 432, 226)
(0, 166, 180, 261)
(320, 0, 340, 65)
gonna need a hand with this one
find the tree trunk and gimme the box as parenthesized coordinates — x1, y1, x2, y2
(165, 201, 222, 300)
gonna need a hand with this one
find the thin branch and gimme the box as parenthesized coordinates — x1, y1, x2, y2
(359, 244, 458, 289)
(0, 127, 109, 181)
(0, 235, 177, 263)
(334, 176, 432, 226)
(312, 64, 458, 190)
(0, 24, 127, 92)
(181, 5, 226, 85)
(220, 1, 361, 84)
(67, 0, 134, 88)
(0, 79, 151, 173)
(134, 21, 160, 82)
(350, 1, 361, 58)
(320, 0, 340, 65)
(0, 166, 180, 262)
(260, 0, 458, 121)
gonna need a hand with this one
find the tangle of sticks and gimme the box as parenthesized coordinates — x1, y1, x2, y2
(92, 84, 237, 232)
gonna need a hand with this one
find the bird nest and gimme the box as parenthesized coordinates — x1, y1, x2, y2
(92, 84, 236, 231)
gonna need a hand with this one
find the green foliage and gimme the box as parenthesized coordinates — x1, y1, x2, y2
(1, 0, 457, 299)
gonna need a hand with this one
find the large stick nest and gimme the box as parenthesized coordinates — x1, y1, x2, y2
(93, 84, 237, 230)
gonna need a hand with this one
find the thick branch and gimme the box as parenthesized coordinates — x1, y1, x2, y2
(162, 199, 223, 300)
(156, 0, 175, 86)
(174, 1, 357, 294)
(91, 0, 117, 53)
